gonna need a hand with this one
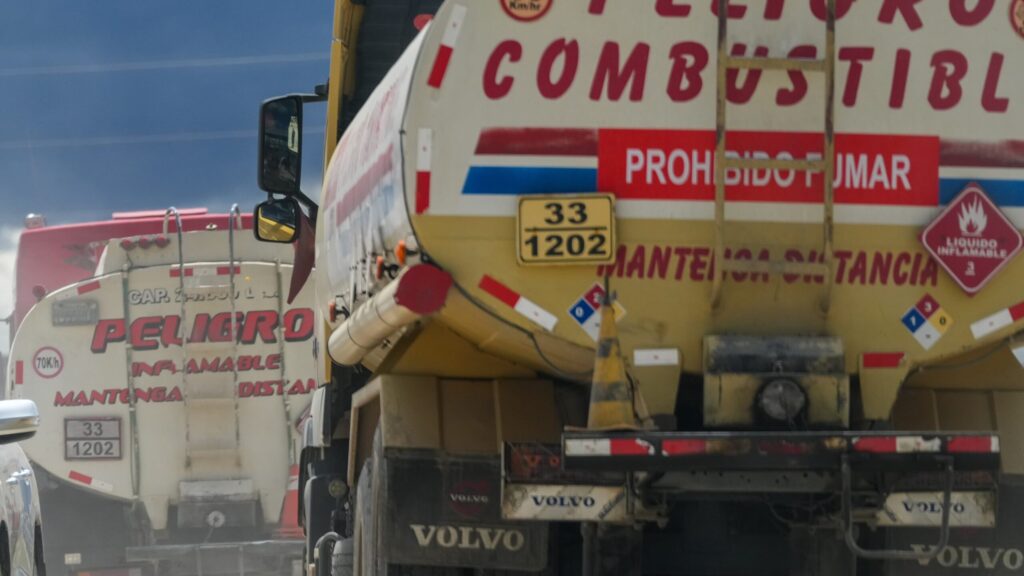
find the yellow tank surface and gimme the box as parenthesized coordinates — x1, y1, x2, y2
(314, 0, 1024, 422)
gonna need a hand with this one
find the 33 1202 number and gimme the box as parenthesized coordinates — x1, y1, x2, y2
(524, 233, 608, 258)
(68, 440, 116, 458)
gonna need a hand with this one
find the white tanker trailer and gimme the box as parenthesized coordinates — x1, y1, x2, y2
(7, 209, 317, 576)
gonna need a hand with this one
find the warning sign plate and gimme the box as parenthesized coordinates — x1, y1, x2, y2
(920, 184, 1023, 294)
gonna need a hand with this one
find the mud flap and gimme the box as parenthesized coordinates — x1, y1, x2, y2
(502, 442, 631, 524)
(381, 450, 548, 572)
(884, 478, 1024, 575)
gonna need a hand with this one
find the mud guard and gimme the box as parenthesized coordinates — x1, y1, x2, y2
(382, 450, 548, 571)
(883, 477, 1024, 575)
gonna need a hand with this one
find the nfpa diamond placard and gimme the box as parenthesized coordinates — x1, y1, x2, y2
(920, 184, 1023, 294)
(568, 283, 625, 341)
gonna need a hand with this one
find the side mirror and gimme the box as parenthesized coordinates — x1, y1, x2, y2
(0, 400, 39, 444)
(254, 197, 301, 244)
(258, 96, 304, 195)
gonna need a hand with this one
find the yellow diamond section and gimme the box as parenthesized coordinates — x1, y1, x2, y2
(929, 308, 954, 334)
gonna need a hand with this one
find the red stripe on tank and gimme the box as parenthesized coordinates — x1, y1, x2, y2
(475, 128, 599, 157)
(479, 275, 520, 308)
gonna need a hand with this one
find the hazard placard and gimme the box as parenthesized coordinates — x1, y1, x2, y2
(517, 194, 615, 266)
(920, 184, 1023, 294)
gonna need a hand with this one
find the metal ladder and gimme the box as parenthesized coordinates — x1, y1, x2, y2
(710, 0, 837, 313)
(168, 206, 245, 474)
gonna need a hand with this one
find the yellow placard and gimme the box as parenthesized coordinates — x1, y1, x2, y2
(517, 194, 616, 265)
(929, 308, 953, 334)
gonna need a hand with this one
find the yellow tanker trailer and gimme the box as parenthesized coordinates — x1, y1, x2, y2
(253, 1, 1024, 574)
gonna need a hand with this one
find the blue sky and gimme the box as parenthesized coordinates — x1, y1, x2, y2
(0, 1, 334, 350)
(0, 0, 331, 228)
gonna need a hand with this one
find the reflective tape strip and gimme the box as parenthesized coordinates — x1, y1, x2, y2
(609, 438, 655, 456)
(169, 267, 194, 278)
(77, 280, 101, 295)
(479, 275, 519, 307)
(479, 275, 557, 331)
(564, 438, 611, 457)
(427, 4, 466, 89)
(566, 438, 654, 457)
(416, 129, 432, 214)
(972, 301, 1024, 339)
(862, 352, 905, 369)
(947, 436, 1000, 453)
(513, 297, 558, 331)
(14, 361, 23, 385)
(852, 437, 896, 453)
(854, 436, 941, 453)
(897, 436, 942, 453)
(661, 439, 706, 456)
(68, 470, 114, 493)
(633, 348, 680, 367)
(215, 266, 240, 276)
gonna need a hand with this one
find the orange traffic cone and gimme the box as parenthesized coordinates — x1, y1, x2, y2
(586, 291, 640, 431)
(276, 464, 304, 539)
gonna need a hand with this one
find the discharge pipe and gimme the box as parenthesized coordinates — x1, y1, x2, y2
(328, 264, 453, 366)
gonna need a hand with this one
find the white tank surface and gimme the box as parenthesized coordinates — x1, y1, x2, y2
(8, 217, 318, 533)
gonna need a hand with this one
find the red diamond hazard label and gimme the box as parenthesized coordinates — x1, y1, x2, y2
(921, 183, 1023, 295)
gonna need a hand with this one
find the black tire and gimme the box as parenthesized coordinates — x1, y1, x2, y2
(0, 524, 10, 576)
(33, 524, 45, 576)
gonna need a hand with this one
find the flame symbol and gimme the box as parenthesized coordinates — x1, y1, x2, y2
(959, 199, 988, 236)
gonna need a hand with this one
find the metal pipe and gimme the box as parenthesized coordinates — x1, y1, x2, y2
(581, 523, 595, 576)
(314, 532, 342, 576)
(328, 264, 452, 366)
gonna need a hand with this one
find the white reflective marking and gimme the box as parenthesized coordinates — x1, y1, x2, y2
(418, 129, 433, 172)
(633, 348, 680, 367)
(515, 297, 558, 331)
(896, 436, 941, 453)
(441, 4, 467, 48)
(971, 309, 1013, 339)
(564, 439, 610, 457)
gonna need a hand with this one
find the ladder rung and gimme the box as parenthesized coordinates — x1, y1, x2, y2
(723, 157, 828, 172)
(720, 259, 829, 277)
(186, 397, 235, 406)
(188, 448, 240, 462)
(724, 56, 826, 72)
(183, 284, 232, 294)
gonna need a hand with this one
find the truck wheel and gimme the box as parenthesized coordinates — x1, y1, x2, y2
(582, 525, 641, 576)
(353, 427, 462, 576)
(33, 525, 45, 576)
(789, 528, 853, 576)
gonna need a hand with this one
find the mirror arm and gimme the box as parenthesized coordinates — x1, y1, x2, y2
(295, 191, 319, 224)
(300, 92, 328, 104)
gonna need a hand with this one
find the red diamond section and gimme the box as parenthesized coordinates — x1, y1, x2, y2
(915, 294, 940, 319)
(583, 284, 606, 309)
(920, 184, 1023, 295)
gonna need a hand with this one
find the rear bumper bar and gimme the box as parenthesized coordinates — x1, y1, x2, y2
(125, 540, 303, 576)
(548, 431, 1001, 562)
(561, 431, 1000, 473)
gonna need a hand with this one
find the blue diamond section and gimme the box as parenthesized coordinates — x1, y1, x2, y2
(569, 299, 596, 325)
(901, 308, 926, 333)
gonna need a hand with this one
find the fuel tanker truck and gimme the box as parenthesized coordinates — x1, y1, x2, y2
(7, 208, 318, 576)
(252, 1, 1024, 574)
